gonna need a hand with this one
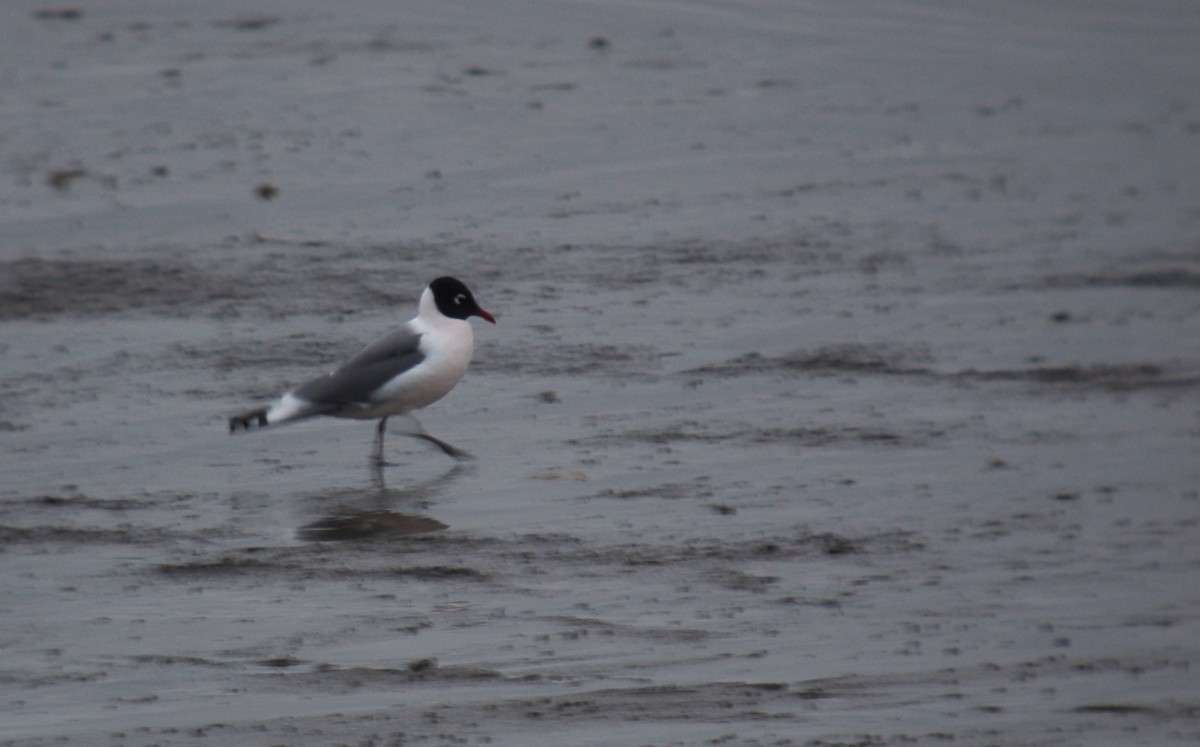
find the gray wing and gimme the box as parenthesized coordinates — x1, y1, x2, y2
(293, 325, 425, 406)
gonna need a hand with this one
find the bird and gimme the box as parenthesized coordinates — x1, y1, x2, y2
(229, 276, 496, 464)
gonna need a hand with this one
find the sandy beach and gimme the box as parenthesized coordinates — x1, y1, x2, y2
(2, 2, 1199, 745)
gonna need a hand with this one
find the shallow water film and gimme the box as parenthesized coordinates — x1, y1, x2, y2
(3, 2, 1199, 746)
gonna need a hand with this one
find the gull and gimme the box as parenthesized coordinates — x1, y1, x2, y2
(229, 276, 495, 464)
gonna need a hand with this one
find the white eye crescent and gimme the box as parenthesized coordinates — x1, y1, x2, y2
(454, 293, 466, 305)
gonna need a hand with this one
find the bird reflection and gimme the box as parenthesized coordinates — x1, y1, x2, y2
(296, 461, 468, 542)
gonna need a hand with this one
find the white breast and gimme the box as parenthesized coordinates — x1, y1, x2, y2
(372, 314, 475, 415)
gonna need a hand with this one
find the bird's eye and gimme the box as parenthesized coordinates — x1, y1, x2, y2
(454, 293, 466, 305)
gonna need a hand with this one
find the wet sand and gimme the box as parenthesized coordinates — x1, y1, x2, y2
(3, 2, 1200, 745)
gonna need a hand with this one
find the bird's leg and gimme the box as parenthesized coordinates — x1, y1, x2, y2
(372, 416, 389, 466)
(409, 432, 474, 460)
(398, 414, 474, 461)
(369, 455, 387, 495)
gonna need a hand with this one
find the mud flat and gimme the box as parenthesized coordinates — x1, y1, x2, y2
(2, 2, 1199, 746)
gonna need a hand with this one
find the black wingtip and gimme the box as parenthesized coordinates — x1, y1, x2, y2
(229, 407, 269, 433)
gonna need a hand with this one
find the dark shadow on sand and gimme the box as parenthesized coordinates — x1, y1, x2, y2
(295, 462, 468, 542)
